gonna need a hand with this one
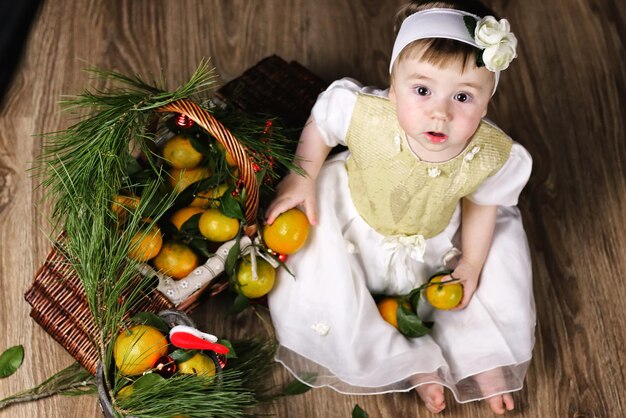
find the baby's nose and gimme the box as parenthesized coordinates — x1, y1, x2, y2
(429, 101, 451, 121)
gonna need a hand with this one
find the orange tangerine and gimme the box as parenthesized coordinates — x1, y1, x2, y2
(425, 275, 463, 310)
(198, 208, 239, 242)
(162, 135, 204, 169)
(190, 183, 229, 209)
(128, 226, 163, 262)
(217, 142, 237, 167)
(177, 352, 216, 377)
(168, 166, 212, 194)
(377, 297, 411, 329)
(116, 384, 134, 400)
(170, 206, 205, 230)
(113, 325, 168, 376)
(263, 208, 310, 255)
(236, 256, 276, 298)
(111, 194, 140, 223)
(152, 241, 199, 280)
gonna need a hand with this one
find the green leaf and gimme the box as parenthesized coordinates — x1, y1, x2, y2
(129, 312, 169, 334)
(188, 238, 213, 258)
(352, 404, 369, 418)
(282, 372, 317, 395)
(123, 152, 145, 177)
(397, 304, 433, 338)
(175, 176, 217, 207)
(408, 287, 423, 309)
(189, 132, 215, 157)
(0, 346, 24, 378)
(159, 219, 180, 240)
(228, 292, 250, 315)
(169, 349, 197, 363)
(216, 339, 238, 359)
(180, 212, 202, 234)
(224, 238, 241, 277)
(132, 372, 165, 390)
(220, 192, 244, 220)
(463, 16, 477, 36)
(476, 52, 486, 68)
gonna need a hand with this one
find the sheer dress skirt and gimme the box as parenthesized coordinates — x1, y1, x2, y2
(268, 152, 535, 402)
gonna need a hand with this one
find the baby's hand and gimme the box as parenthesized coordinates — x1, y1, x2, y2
(450, 259, 481, 310)
(265, 173, 318, 225)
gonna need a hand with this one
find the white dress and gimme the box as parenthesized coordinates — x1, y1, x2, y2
(268, 79, 535, 402)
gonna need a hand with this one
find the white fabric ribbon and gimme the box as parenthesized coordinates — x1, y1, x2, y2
(382, 233, 427, 269)
(380, 234, 427, 293)
(240, 236, 281, 272)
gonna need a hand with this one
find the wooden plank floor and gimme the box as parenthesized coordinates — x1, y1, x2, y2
(0, 1, 624, 417)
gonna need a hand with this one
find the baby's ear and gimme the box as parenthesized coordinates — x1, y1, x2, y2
(389, 84, 397, 104)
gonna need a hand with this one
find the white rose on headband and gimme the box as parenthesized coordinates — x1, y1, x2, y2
(482, 42, 517, 71)
(473, 16, 518, 72)
(474, 17, 513, 47)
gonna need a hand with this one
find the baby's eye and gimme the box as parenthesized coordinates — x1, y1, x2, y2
(416, 86, 430, 96)
(454, 92, 472, 102)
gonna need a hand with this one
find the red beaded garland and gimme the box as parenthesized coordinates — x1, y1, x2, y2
(277, 253, 288, 262)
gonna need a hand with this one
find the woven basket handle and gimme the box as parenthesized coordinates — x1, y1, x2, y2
(158, 99, 258, 237)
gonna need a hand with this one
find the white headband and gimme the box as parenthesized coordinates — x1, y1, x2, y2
(390, 8, 519, 94)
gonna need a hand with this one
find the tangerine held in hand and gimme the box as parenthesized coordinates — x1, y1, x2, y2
(113, 325, 169, 376)
(236, 256, 276, 299)
(425, 274, 463, 310)
(263, 208, 310, 255)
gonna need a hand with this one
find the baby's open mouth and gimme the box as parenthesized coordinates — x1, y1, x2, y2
(425, 131, 448, 143)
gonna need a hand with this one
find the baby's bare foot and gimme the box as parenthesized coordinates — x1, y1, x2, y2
(485, 393, 514, 415)
(416, 383, 446, 414)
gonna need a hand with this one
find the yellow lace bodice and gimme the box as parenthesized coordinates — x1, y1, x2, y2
(345, 93, 512, 238)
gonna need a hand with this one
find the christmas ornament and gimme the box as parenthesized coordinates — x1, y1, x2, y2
(153, 355, 177, 378)
(175, 113, 195, 129)
(169, 325, 230, 355)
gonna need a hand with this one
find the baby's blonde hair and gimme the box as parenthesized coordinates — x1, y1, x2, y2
(393, 0, 497, 72)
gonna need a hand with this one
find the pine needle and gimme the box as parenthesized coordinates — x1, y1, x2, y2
(0, 363, 95, 410)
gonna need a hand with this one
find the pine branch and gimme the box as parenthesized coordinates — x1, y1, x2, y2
(34, 60, 218, 227)
(0, 363, 95, 410)
(29, 61, 286, 417)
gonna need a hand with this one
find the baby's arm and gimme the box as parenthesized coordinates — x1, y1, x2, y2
(265, 117, 331, 225)
(452, 198, 498, 310)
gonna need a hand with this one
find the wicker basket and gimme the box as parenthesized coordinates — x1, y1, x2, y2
(24, 55, 327, 375)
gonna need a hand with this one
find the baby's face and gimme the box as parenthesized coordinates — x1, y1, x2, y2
(389, 53, 494, 162)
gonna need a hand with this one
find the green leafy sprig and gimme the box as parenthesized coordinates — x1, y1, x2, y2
(390, 271, 461, 338)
